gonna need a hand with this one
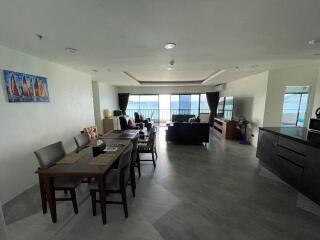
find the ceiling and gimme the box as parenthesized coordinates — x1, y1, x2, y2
(0, 0, 320, 86)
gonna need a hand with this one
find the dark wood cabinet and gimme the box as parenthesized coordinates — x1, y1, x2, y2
(257, 128, 320, 205)
(257, 130, 278, 171)
(302, 147, 320, 205)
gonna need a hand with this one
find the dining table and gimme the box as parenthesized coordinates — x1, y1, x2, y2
(36, 138, 131, 224)
(102, 129, 141, 140)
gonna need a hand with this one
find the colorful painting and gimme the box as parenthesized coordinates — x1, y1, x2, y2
(3, 70, 49, 102)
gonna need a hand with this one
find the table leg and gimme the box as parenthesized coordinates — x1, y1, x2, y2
(97, 175, 107, 224)
(38, 174, 47, 214)
(43, 176, 57, 223)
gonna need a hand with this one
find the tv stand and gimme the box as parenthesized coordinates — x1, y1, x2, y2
(213, 118, 237, 140)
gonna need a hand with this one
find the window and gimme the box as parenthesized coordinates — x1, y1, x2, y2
(179, 95, 191, 114)
(200, 94, 210, 113)
(281, 86, 309, 127)
(126, 93, 211, 123)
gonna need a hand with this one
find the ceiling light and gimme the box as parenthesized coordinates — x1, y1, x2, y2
(308, 39, 320, 45)
(34, 34, 43, 40)
(167, 66, 174, 71)
(65, 47, 79, 53)
(164, 43, 176, 50)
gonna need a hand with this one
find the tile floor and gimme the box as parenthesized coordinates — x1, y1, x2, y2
(4, 127, 320, 240)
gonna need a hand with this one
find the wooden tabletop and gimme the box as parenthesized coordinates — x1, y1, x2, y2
(102, 129, 140, 140)
(37, 139, 130, 177)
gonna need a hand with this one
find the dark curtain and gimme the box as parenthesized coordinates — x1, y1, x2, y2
(206, 92, 220, 126)
(118, 93, 130, 115)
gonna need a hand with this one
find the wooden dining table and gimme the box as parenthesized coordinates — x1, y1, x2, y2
(102, 129, 141, 140)
(36, 138, 131, 224)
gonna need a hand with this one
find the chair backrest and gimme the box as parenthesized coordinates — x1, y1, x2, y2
(147, 127, 157, 148)
(131, 136, 139, 164)
(34, 141, 66, 168)
(74, 133, 91, 149)
(134, 112, 141, 123)
(0, 202, 7, 240)
(116, 142, 133, 188)
(83, 126, 99, 139)
(119, 116, 129, 130)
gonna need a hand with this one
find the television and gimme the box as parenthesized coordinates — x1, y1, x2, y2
(216, 96, 234, 120)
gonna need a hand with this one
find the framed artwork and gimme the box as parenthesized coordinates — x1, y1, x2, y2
(3, 70, 49, 102)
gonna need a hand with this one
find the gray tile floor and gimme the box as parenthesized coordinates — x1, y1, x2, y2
(5, 127, 320, 240)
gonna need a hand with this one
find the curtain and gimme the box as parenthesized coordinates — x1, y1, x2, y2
(118, 93, 130, 115)
(206, 92, 220, 126)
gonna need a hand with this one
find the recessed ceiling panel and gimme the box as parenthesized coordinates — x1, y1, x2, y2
(129, 70, 216, 82)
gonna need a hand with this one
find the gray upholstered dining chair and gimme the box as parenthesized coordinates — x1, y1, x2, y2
(90, 142, 133, 219)
(34, 141, 81, 214)
(0, 202, 7, 240)
(74, 133, 91, 151)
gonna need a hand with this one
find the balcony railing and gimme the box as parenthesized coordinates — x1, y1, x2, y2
(126, 109, 210, 123)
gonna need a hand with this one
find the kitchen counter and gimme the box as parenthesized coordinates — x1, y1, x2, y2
(259, 127, 320, 148)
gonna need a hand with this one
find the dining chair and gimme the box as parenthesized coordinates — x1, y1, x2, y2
(129, 136, 139, 196)
(0, 202, 7, 240)
(34, 141, 81, 214)
(74, 133, 93, 183)
(137, 127, 158, 172)
(90, 142, 133, 219)
(74, 132, 91, 151)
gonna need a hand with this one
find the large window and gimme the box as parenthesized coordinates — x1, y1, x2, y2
(281, 86, 309, 127)
(200, 94, 210, 113)
(127, 93, 211, 123)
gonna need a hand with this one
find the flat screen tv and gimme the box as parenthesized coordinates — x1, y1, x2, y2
(216, 96, 234, 120)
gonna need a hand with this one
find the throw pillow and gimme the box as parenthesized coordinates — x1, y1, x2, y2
(128, 119, 136, 128)
(140, 115, 145, 121)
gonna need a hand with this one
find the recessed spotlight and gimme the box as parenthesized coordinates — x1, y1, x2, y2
(251, 65, 260, 68)
(164, 43, 176, 50)
(65, 47, 79, 53)
(92, 69, 98, 73)
(167, 66, 174, 71)
(34, 34, 43, 40)
(235, 66, 239, 69)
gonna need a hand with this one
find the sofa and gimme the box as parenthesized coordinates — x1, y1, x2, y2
(166, 122, 210, 144)
(172, 114, 195, 123)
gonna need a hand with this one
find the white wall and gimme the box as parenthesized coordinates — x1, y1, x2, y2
(220, 72, 269, 146)
(264, 65, 320, 127)
(0, 44, 94, 203)
(117, 85, 218, 94)
(92, 81, 118, 133)
(312, 69, 320, 117)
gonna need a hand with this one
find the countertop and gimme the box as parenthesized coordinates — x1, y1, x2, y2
(259, 127, 320, 148)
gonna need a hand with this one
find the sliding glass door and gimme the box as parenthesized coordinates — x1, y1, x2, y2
(127, 93, 210, 123)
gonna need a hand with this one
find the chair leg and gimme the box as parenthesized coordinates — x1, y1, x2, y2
(155, 148, 158, 159)
(130, 165, 136, 197)
(90, 190, 97, 216)
(120, 185, 128, 218)
(137, 154, 141, 177)
(64, 189, 68, 195)
(152, 152, 156, 168)
(70, 189, 78, 214)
